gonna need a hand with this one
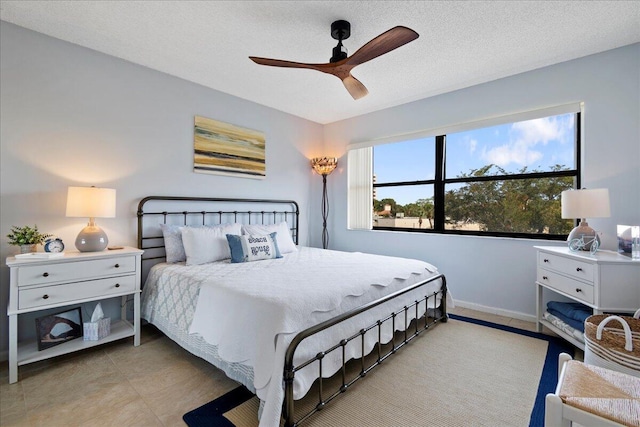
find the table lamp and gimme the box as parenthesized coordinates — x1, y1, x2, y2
(66, 186, 116, 252)
(561, 188, 610, 251)
(311, 157, 338, 249)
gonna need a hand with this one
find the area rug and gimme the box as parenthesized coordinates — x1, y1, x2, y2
(183, 314, 574, 427)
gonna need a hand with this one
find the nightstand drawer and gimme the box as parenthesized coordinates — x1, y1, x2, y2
(16, 256, 136, 287)
(18, 275, 137, 310)
(537, 269, 594, 304)
(538, 252, 594, 283)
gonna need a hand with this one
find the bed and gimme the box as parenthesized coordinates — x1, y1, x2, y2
(138, 196, 449, 427)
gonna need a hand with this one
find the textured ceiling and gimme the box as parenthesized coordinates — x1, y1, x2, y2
(1, 1, 639, 124)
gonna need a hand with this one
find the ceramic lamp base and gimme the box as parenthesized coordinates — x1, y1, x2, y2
(567, 220, 599, 251)
(75, 225, 108, 252)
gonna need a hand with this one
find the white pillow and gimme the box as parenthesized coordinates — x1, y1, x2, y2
(159, 224, 187, 263)
(242, 222, 297, 254)
(181, 223, 242, 265)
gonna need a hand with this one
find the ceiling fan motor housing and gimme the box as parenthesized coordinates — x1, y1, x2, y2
(331, 20, 351, 40)
(330, 20, 351, 63)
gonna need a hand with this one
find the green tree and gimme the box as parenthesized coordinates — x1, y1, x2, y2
(373, 198, 400, 217)
(445, 165, 574, 234)
(402, 198, 434, 228)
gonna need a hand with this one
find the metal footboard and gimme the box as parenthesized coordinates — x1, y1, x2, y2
(283, 274, 447, 427)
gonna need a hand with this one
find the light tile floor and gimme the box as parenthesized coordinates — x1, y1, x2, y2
(0, 308, 575, 426)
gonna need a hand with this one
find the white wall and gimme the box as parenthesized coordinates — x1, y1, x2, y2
(323, 43, 640, 320)
(0, 22, 324, 357)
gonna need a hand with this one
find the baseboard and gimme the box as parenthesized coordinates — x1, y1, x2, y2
(452, 300, 537, 323)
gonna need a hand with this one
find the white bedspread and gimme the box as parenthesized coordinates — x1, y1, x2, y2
(187, 247, 448, 427)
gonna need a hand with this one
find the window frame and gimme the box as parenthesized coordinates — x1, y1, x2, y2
(371, 112, 581, 240)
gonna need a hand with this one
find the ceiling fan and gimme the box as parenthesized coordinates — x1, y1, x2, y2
(249, 20, 419, 100)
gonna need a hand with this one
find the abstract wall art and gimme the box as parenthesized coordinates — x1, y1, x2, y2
(194, 116, 266, 179)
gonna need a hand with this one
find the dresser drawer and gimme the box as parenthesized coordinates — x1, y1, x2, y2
(538, 252, 594, 283)
(18, 275, 137, 310)
(16, 256, 136, 287)
(537, 269, 594, 304)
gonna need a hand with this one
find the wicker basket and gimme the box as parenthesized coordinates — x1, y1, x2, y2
(584, 309, 640, 377)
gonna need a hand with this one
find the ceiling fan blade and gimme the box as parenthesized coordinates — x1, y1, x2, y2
(249, 56, 322, 71)
(342, 74, 369, 100)
(346, 26, 419, 67)
(250, 24, 415, 99)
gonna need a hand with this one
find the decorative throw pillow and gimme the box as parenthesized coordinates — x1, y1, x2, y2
(181, 223, 242, 265)
(159, 224, 187, 263)
(241, 222, 297, 254)
(226, 232, 282, 263)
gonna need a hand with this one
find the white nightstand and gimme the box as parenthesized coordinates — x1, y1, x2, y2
(6, 247, 143, 383)
(535, 245, 640, 350)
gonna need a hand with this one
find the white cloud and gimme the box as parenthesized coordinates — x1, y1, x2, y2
(511, 115, 574, 146)
(481, 142, 543, 166)
(480, 114, 574, 167)
(469, 138, 477, 154)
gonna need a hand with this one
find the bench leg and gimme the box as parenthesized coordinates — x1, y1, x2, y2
(558, 352, 573, 378)
(545, 394, 571, 427)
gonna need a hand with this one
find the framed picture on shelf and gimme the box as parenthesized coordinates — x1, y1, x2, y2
(617, 225, 639, 258)
(35, 307, 83, 351)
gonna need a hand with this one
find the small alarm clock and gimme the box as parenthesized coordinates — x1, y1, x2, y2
(44, 238, 65, 253)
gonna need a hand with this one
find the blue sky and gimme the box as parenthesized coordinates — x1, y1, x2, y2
(374, 113, 575, 205)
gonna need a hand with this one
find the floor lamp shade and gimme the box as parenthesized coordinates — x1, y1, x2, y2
(561, 188, 610, 251)
(66, 186, 116, 252)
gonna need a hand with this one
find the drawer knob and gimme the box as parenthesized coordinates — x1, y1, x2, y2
(114, 264, 120, 268)
(543, 276, 549, 281)
(42, 294, 49, 299)
(576, 288, 582, 293)
(543, 259, 549, 263)
(42, 272, 49, 277)
(115, 283, 120, 288)
(576, 267, 583, 272)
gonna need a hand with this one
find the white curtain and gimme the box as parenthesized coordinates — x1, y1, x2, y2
(347, 147, 373, 230)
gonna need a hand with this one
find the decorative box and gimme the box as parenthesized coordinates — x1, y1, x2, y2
(83, 317, 111, 341)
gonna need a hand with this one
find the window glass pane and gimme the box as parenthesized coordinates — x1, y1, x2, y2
(446, 113, 576, 178)
(444, 177, 575, 234)
(373, 185, 434, 230)
(373, 137, 435, 183)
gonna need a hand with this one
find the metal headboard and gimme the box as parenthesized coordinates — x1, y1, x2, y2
(137, 196, 300, 282)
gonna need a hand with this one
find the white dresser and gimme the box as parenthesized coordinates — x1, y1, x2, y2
(6, 247, 143, 383)
(535, 245, 640, 350)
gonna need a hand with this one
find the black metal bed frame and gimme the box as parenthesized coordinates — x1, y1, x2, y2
(283, 274, 447, 426)
(137, 196, 447, 427)
(137, 196, 299, 269)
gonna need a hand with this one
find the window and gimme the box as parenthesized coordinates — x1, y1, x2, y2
(351, 105, 581, 239)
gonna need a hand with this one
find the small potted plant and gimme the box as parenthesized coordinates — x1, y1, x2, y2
(6, 225, 52, 254)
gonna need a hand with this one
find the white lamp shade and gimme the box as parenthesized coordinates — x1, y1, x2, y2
(561, 188, 610, 219)
(66, 187, 116, 218)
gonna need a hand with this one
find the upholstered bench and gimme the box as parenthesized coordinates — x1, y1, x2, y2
(545, 353, 640, 427)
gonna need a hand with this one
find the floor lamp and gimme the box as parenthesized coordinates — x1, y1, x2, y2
(311, 157, 338, 249)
